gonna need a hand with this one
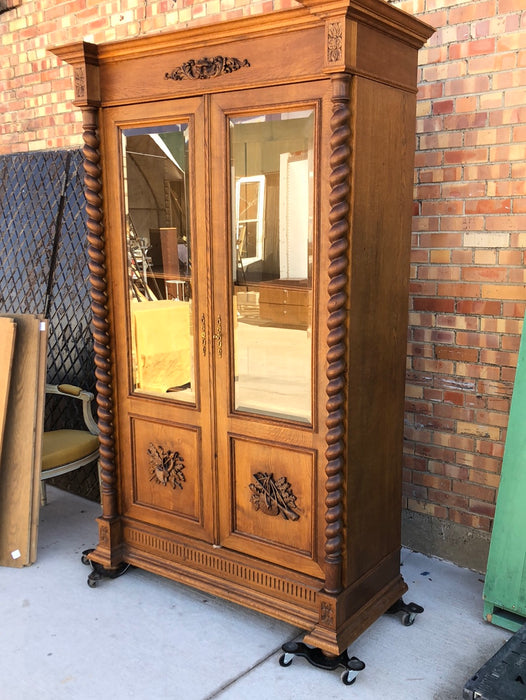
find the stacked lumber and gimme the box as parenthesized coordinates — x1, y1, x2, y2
(0, 314, 48, 567)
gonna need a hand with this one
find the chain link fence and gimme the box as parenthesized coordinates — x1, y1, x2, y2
(0, 149, 99, 501)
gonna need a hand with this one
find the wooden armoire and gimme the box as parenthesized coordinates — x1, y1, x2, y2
(53, 0, 433, 659)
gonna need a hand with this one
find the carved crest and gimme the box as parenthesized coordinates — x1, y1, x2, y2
(249, 472, 300, 521)
(147, 443, 185, 489)
(165, 56, 250, 81)
(327, 22, 343, 63)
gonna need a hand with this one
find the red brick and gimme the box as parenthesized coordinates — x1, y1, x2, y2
(502, 302, 526, 317)
(418, 233, 463, 248)
(489, 106, 526, 126)
(422, 388, 445, 403)
(417, 266, 461, 281)
(413, 298, 455, 313)
(421, 200, 463, 215)
(502, 367, 518, 383)
(450, 509, 491, 532)
(403, 483, 428, 501)
(436, 314, 479, 331)
(403, 455, 429, 472)
(476, 440, 505, 459)
(456, 480, 495, 501)
(457, 365, 501, 381)
(414, 444, 456, 463)
(432, 99, 454, 115)
(444, 148, 489, 165)
(464, 163, 511, 180)
(456, 300, 501, 315)
(469, 500, 496, 519)
(502, 335, 521, 352)
(509, 268, 526, 283)
(450, 37, 496, 60)
(429, 489, 469, 510)
(465, 199, 512, 215)
(486, 215, 526, 231)
(445, 75, 491, 96)
(480, 349, 519, 367)
(461, 267, 507, 282)
(413, 472, 451, 492)
(443, 391, 465, 406)
(435, 347, 479, 362)
(448, 1, 497, 24)
(419, 167, 463, 184)
(407, 499, 449, 520)
(434, 403, 474, 422)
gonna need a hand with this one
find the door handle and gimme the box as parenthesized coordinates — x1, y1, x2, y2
(212, 315, 223, 358)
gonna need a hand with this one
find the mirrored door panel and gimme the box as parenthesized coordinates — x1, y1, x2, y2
(230, 110, 315, 423)
(122, 124, 195, 404)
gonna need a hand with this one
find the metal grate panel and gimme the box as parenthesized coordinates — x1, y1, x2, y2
(0, 149, 99, 500)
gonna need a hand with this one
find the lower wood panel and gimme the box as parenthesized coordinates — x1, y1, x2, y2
(120, 518, 321, 629)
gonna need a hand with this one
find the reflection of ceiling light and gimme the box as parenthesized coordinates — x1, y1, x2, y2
(150, 133, 184, 174)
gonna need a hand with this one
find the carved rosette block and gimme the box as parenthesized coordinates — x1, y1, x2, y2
(324, 75, 352, 595)
(74, 66, 86, 99)
(249, 472, 300, 521)
(81, 105, 117, 520)
(148, 443, 185, 490)
(165, 56, 250, 81)
(327, 22, 343, 63)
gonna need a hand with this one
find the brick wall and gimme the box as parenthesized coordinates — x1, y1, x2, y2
(1, 0, 525, 568)
(390, 0, 526, 568)
(0, 0, 299, 153)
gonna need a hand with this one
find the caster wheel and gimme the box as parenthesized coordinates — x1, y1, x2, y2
(402, 612, 416, 626)
(87, 578, 97, 588)
(341, 670, 357, 686)
(279, 653, 293, 667)
(81, 554, 90, 566)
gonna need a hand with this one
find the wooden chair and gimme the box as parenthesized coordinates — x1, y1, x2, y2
(41, 384, 99, 506)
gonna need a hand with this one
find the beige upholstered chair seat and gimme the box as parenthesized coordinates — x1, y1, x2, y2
(42, 430, 99, 472)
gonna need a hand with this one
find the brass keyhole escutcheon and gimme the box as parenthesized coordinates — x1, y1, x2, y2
(212, 315, 222, 358)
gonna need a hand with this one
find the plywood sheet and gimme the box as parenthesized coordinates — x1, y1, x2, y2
(0, 314, 47, 567)
(0, 318, 16, 457)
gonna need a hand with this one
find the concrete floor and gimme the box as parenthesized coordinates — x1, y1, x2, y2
(0, 487, 511, 700)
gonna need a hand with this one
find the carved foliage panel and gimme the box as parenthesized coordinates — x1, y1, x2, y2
(130, 416, 201, 525)
(228, 436, 316, 567)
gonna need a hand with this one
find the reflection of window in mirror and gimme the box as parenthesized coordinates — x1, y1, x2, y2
(235, 175, 265, 273)
(230, 110, 314, 289)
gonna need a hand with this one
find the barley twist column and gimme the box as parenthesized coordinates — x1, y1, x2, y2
(81, 105, 117, 519)
(324, 74, 351, 596)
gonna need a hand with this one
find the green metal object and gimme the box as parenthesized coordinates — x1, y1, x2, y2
(483, 317, 526, 632)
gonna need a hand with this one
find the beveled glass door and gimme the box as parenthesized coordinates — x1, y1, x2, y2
(229, 109, 315, 424)
(211, 84, 327, 578)
(102, 97, 216, 543)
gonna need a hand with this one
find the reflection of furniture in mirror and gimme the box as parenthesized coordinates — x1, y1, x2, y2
(148, 227, 189, 300)
(131, 300, 192, 394)
(234, 281, 311, 329)
(55, 0, 433, 669)
(258, 280, 311, 328)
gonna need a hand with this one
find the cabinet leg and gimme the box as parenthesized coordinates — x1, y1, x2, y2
(81, 548, 131, 588)
(385, 597, 424, 626)
(279, 641, 365, 686)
